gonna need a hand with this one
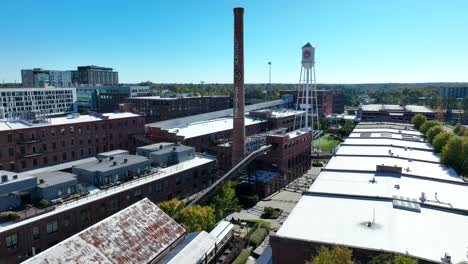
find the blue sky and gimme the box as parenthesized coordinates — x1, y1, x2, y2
(1, 0, 467, 84)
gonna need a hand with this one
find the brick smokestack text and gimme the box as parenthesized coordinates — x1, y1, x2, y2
(232, 7, 245, 165)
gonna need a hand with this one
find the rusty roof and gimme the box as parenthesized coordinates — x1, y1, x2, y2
(24, 198, 185, 264)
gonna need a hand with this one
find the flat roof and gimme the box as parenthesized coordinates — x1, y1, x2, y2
(0, 155, 215, 232)
(276, 194, 468, 263)
(73, 154, 148, 173)
(209, 220, 234, 243)
(151, 145, 194, 155)
(36, 171, 77, 187)
(24, 198, 185, 264)
(128, 95, 228, 100)
(349, 132, 424, 141)
(325, 155, 460, 182)
(137, 142, 175, 151)
(97, 149, 129, 156)
(352, 128, 422, 136)
(162, 231, 217, 264)
(309, 170, 468, 211)
(22, 157, 98, 176)
(342, 138, 433, 150)
(404, 105, 434, 113)
(166, 116, 266, 139)
(336, 145, 440, 163)
(0, 112, 140, 131)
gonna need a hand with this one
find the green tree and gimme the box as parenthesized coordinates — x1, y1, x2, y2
(158, 198, 185, 217)
(307, 246, 354, 264)
(411, 114, 427, 130)
(344, 120, 355, 135)
(453, 124, 463, 134)
(368, 253, 394, 264)
(420, 120, 441, 134)
(441, 136, 464, 174)
(425, 125, 444, 143)
(394, 255, 418, 264)
(432, 132, 453, 153)
(177, 205, 215, 232)
(210, 181, 241, 219)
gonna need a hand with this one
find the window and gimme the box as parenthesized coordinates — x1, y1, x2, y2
(110, 199, 119, 211)
(154, 182, 162, 192)
(80, 210, 91, 224)
(46, 220, 58, 234)
(7, 134, 12, 143)
(5, 234, 17, 250)
(63, 215, 71, 227)
(21, 160, 27, 169)
(32, 226, 40, 240)
(42, 143, 47, 151)
(9, 148, 14, 156)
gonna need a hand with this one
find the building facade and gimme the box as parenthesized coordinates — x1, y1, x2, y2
(360, 104, 435, 122)
(125, 95, 232, 123)
(21, 69, 73, 88)
(279, 90, 338, 117)
(0, 113, 145, 172)
(440, 87, 468, 99)
(75, 66, 118, 85)
(0, 88, 77, 120)
(76, 86, 150, 113)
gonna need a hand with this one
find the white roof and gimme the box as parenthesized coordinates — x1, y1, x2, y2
(209, 221, 234, 243)
(404, 105, 434, 113)
(352, 128, 422, 136)
(269, 110, 304, 118)
(276, 194, 468, 263)
(167, 117, 265, 139)
(163, 231, 217, 264)
(343, 138, 433, 150)
(0, 112, 140, 131)
(0, 155, 215, 232)
(309, 170, 468, 211)
(325, 155, 460, 182)
(336, 145, 440, 163)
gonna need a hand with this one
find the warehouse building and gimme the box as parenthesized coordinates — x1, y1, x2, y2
(271, 122, 468, 264)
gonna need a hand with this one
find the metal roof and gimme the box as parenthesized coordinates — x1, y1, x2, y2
(73, 154, 149, 173)
(161, 231, 217, 264)
(23, 198, 186, 264)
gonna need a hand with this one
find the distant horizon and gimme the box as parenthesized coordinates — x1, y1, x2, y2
(1, 1, 467, 84)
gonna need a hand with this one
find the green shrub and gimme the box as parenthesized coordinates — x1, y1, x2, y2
(238, 194, 259, 208)
(232, 248, 252, 264)
(248, 227, 269, 248)
(425, 125, 444, 143)
(38, 199, 51, 207)
(243, 219, 271, 231)
(419, 120, 441, 134)
(0, 211, 20, 223)
(261, 207, 282, 219)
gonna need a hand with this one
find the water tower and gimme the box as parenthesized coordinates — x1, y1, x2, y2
(295, 43, 320, 134)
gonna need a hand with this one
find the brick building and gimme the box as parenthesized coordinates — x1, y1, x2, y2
(248, 129, 312, 197)
(125, 95, 233, 123)
(360, 104, 435, 122)
(147, 116, 267, 153)
(0, 155, 216, 263)
(249, 109, 305, 132)
(0, 113, 145, 172)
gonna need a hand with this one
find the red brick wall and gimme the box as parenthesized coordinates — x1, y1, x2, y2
(0, 115, 145, 172)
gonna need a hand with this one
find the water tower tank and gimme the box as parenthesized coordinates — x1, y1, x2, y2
(301, 42, 315, 69)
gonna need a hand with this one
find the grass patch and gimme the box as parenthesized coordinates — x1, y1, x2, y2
(313, 133, 339, 151)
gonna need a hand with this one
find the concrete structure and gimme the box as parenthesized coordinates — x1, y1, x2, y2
(75, 65, 118, 85)
(96, 149, 129, 159)
(124, 95, 232, 123)
(35, 171, 78, 201)
(136, 142, 175, 158)
(0, 171, 37, 211)
(76, 85, 150, 112)
(440, 86, 468, 99)
(72, 155, 150, 187)
(0, 112, 145, 172)
(149, 145, 195, 167)
(249, 109, 306, 132)
(23, 198, 186, 264)
(360, 104, 435, 122)
(271, 122, 468, 264)
(232, 7, 246, 166)
(0, 87, 77, 120)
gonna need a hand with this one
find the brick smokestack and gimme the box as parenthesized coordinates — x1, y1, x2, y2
(232, 7, 245, 165)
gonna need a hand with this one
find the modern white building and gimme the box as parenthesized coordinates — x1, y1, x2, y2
(271, 122, 468, 264)
(0, 88, 77, 120)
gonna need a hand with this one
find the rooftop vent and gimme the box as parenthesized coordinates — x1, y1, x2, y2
(113, 161, 117, 166)
(39, 179, 45, 184)
(392, 196, 421, 213)
(1, 175, 8, 183)
(173, 147, 177, 151)
(98, 159, 102, 163)
(159, 144, 163, 149)
(123, 158, 128, 164)
(109, 156, 114, 161)
(12, 175, 18, 180)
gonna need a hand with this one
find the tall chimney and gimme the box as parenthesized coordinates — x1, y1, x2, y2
(232, 7, 245, 165)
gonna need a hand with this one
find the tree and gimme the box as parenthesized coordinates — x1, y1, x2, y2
(307, 246, 354, 264)
(368, 253, 394, 264)
(441, 136, 464, 174)
(453, 124, 463, 134)
(394, 255, 418, 264)
(411, 114, 427, 130)
(432, 132, 453, 153)
(425, 125, 444, 143)
(158, 199, 216, 232)
(158, 198, 185, 218)
(210, 181, 241, 219)
(419, 120, 441, 134)
(344, 120, 355, 135)
(177, 205, 215, 232)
